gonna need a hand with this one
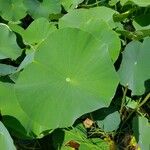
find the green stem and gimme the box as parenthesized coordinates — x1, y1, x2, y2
(136, 92, 150, 109)
(113, 7, 137, 22)
(120, 86, 128, 115)
(116, 29, 150, 40)
(121, 92, 150, 128)
(85, 0, 89, 5)
(79, 1, 102, 8)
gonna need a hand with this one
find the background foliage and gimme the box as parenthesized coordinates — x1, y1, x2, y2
(0, 0, 150, 150)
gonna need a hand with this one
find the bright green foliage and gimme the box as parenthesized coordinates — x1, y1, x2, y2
(0, 64, 16, 76)
(134, 0, 149, 6)
(0, 121, 16, 150)
(0, 0, 149, 149)
(133, 12, 150, 30)
(61, 0, 84, 11)
(59, 7, 121, 62)
(8, 23, 25, 36)
(98, 111, 120, 132)
(19, 18, 56, 46)
(0, 82, 50, 138)
(15, 28, 119, 128)
(120, 0, 150, 6)
(132, 0, 150, 6)
(133, 116, 150, 150)
(0, 24, 22, 60)
(118, 37, 150, 95)
(60, 20, 120, 62)
(0, 0, 27, 22)
(126, 97, 138, 109)
(24, 0, 61, 19)
(53, 124, 109, 150)
(133, 21, 150, 30)
(59, 6, 119, 28)
(109, 0, 119, 6)
(17, 51, 35, 72)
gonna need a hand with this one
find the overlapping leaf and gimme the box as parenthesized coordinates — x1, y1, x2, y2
(64, 128, 109, 150)
(120, 0, 150, 6)
(9, 18, 56, 48)
(59, 8, 121, 62)
(130, 0, 150, 6)
(24, 0, 61, 19)
(0, 82, 50, 138)
(59, 6, 119, 29)
(0, 0, 27, 22)
(133, 116, 150, 150)
(0, 64, 16, 76)
(15, 28, 119, 128)
(0, 121, 16, 150)
(118, 37, 150, 95)
(20, 18, 56, 46)
(97, 111, 120, 132)
(133, 12, 150, 30)
(0, 24, 22, 60)
(52, 124, 109, 150)
(61, 0, 84, 11)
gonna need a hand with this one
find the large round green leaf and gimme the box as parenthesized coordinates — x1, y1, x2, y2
(0, 24, 22, 60)
(118, 37, 150, 95)
(0, 121, 16, 150)
(0, 82, 50, 138)
(15, 28, 119, 128)
(0, 0, 27, 22)
(24, 0, 61, 19)
(59, 9, 121, 62)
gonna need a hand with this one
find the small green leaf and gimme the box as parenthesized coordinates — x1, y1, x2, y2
(0, 0, 27, 21)
(126, 97, 138, 109)
(59, 9, 121, 62)
(133, 12, 150, 30)
(98, 111, 120, 132)
(0, 24, 22, 60)
(24, 0, 61, 19)
(59, 6, 119, 29)
(120, 0, 150, 6)
(133, 116, 150, 150)
(61, 0, 84, 11)
(21, 18, 56, 46)
(118, 37, 150, 95)
(133, 21, 150, 30)
(53, 124, 109, 150)
(8, 22, 25, 35)
(17, 51, 35, 72)
(0, 121, 16, 150)
(131, 0, 150, 7)
(0, 64, 16, 76)
(109, 0, 119, 6)
(0, 82, 50, 138)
